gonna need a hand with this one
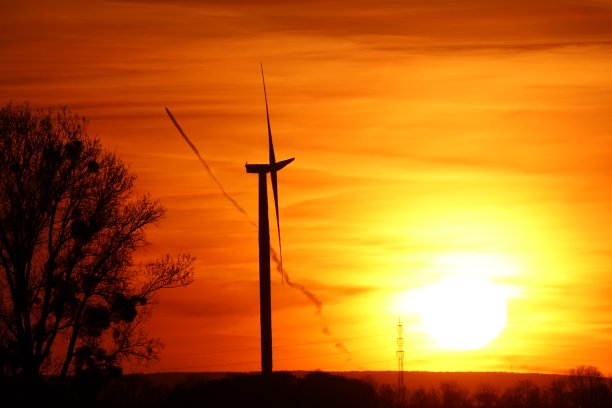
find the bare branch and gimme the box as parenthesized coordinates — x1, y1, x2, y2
(139, 254, 195, 301)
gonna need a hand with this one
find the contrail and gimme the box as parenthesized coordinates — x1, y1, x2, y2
(271, 242, 351, 360)
(165, 106, 350, 359)
(270, 247, 322, 312)
(165, 107, 256, 227)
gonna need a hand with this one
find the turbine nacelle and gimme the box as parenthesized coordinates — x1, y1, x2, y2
(245, 157, 294, 174)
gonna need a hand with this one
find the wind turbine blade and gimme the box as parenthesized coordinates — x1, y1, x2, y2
(270, 170, 283, 277)
(261, 64, 284, 280)
(261, 63, 276, 167)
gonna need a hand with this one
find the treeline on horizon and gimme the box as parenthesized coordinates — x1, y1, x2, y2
(5, 364, 608, 408)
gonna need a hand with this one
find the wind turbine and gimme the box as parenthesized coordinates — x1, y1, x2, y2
(246, 65, 294, 376)
(165, 66, 293, 377)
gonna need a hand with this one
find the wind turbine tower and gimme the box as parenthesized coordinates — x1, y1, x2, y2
(246, 66, 294, 376)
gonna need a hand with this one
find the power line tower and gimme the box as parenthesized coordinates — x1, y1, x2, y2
(396, 318, 405, 407)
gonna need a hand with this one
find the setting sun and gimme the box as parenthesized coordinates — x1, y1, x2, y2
(391, 253, 515, 352)
(416, 276, 507, 350)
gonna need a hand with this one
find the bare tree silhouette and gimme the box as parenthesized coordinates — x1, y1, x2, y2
(565, 365, 610, 408)
(473, 383, 499, 408)
(502, 380, 541, 408)
(439, 381, 471, 408)
(0, 102, 194, 399)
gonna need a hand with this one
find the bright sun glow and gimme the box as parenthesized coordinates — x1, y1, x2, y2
(391, 254, 515, 351)
(416, 276, 507, 350)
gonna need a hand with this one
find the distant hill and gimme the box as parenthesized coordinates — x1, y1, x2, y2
(336, 371, 564, 392)
(136, 370, 564, 392)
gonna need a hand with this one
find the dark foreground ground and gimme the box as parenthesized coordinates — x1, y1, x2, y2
(3, 368, 611, 407)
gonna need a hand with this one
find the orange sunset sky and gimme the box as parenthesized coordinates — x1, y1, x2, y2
(3, 0, 612, 375)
